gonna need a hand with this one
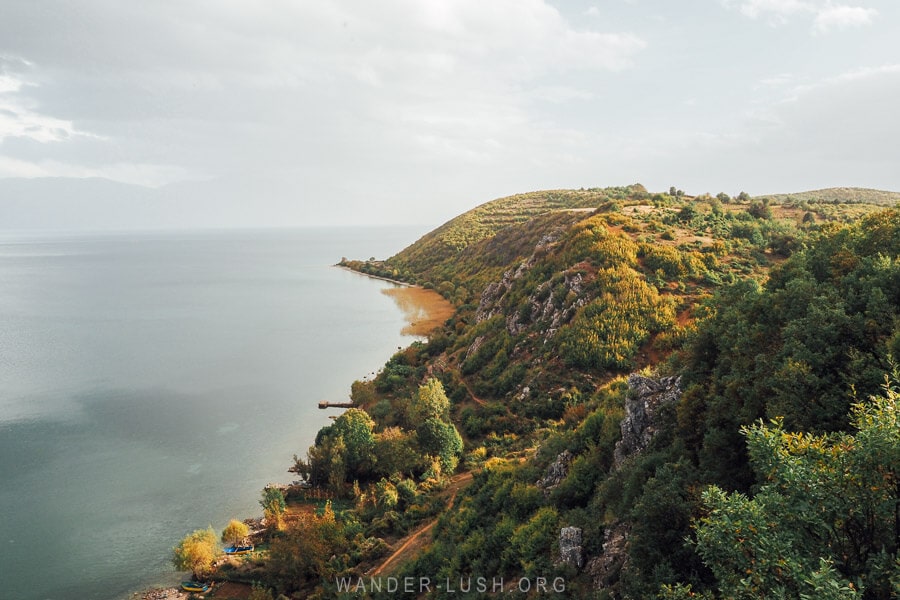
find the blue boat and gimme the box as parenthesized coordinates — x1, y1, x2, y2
(224, 544, 254, 555)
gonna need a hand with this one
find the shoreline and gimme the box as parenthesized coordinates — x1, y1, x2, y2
(135, 264, 451, 600)
(334, 263, 415, 287)
(336, 264, 455, 337)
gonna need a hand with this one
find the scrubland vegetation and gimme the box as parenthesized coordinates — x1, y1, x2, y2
(179, 186, 899, 599)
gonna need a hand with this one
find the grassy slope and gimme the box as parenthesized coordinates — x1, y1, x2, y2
(385, 186, 640, 286)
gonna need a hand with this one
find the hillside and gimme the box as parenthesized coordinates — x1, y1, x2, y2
(342, 184, 898, 306)
(189, 186, 899, 600)
(757, 186, 900, 206)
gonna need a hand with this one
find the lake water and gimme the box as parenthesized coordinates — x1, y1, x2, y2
(0, 227, 429, 600)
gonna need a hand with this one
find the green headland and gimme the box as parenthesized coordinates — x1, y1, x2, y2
(165, 185, 900, 600)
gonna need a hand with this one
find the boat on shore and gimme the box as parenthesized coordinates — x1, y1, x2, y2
(224, 544, 254, 555)
(180, 581, 211, 593)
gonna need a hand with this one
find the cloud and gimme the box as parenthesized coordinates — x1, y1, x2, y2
(813, 5, 878, 32)
(0, 0, 646, 178)
(735, 0, 811, 22)
(0, 70, 85, 144)
(724, 0, 878, 32)
(0, 55, 105, 145)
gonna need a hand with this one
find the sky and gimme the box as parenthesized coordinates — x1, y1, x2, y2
(0, 0, 899, 229)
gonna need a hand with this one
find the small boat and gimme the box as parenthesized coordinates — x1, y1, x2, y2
(224, 544, 254, 555)
(181, 581, 211, 593)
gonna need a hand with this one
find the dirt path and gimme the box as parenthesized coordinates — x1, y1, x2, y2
(370, 472, 473, 576)
(460, 378, 487, 407)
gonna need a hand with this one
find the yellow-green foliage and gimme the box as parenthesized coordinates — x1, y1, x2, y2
(639, 244, 691, 279)
(564, 215, 638, 267)
(221, 519, 250, 547)
(558, 266, 676, 370)
(506, 506, 560, 576)
(172, 527, 219, 577)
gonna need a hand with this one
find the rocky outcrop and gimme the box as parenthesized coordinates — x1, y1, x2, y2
(509, 270, 587, 338)
(588, 522, 630, 594)
(476, 273, 515, 323)
(558, 526, 584, 569)
(613, 374, 681, 468)
(464, 335, 486, 364)
(536, 450, 573, 493)
(475, 233, 585, 340)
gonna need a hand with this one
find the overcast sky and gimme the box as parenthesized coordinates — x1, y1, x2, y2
(1, 0, 898, 228)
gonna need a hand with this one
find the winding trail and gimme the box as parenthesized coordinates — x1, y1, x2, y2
(370, 472, 473, 576)
(459, 378, 487, 407)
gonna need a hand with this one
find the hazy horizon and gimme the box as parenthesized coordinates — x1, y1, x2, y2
(2, 1, 899, 229)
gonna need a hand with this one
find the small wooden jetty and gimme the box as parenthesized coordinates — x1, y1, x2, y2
(318, 401, 355, 409)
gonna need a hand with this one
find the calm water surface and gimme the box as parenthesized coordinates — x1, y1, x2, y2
(0, 227, 427, 600)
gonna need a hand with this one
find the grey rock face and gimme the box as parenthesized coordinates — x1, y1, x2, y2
(558, 526, 584, 569)
(536, 450, 573, 493)
(587, 522, 630, 593)
(613, 374, 681, 468)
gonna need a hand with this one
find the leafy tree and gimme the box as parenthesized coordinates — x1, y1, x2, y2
(291, 434, 346, 489)
(678, 204, 698, 222)
(681, 210, 900, 490)
(173, 527, 219, 579)
(624, 461, 707, 597)
(748, 199, 772, 219)
(373, 426, 424, 479)
(416, 417, 464, 473)
(411, 378, 451, 422)
(222, 519, 250, 548)
(260, 486, 287, 531)
(328, 408, 377, 479)
(293, 408, 377, 488)
(505, 506, 560, 577)
(691, 376, 900, 599)
(268, 504, 351, 597)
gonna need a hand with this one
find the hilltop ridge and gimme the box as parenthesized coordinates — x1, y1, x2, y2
(755, 186, 900, 206)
